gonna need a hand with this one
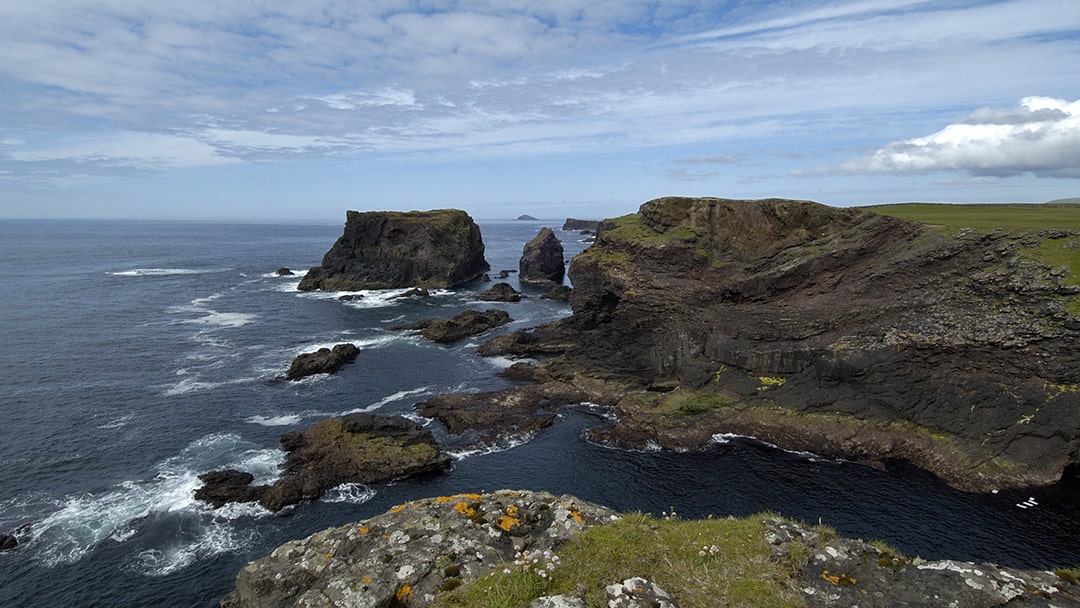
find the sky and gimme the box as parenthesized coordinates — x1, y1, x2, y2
(1, 0, 1078, 222)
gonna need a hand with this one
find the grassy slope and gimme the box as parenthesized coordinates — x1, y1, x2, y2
(863, 202, 1080, 231)
(433, 513, 811, 608)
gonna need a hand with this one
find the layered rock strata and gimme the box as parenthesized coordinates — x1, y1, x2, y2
(474, 197, 1080, 492)
(298, 209, 489, 291)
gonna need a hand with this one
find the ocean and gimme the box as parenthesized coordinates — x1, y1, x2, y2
(0, 218, 1077, 607)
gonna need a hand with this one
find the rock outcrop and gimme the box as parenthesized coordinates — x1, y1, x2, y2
(562, 218, 601, 232)
(474, 282, 522, 302)
(220, 490, 617, 608)
(285, 343, 359, 381)
(475, 197, 1080, 492)
(393, 309, 512, 343)
(519, 227, 565, 286)
(298, 209, 489, 291)
(221, 492, 1080, 607)
(196, 414, 450, 512)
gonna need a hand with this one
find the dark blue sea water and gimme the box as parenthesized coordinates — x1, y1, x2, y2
(0, 219, 1077, 607)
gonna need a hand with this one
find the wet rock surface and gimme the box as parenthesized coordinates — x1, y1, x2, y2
(298, 209, 489, 291)
(196, 414, 450, 512)
(285, 343, 359, 381)
(393, 309, 512, 343)
(221, 490, 618, 608)
(474, 282, 522, 302)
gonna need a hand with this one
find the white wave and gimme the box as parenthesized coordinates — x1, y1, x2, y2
(483, 356, 528, 369)
(181, 310, 257, 328)
(24, 433, 281, 567)
(132, 519, 256, 577)
(446, 433, 535, 460)
(300, 287, 453, 309)
(322, 483, 377, 505)
(162, 375, 257, 396)
(709, 433, 827, 461)
(245, 414, 302, 427)
(263, 268, 309, 278)
(189, 293, 224, 306)
(343, 386, 434, 415)
(97, 414, 133, 430)
(107, 268, 203, 277)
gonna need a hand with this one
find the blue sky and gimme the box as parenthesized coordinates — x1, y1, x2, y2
(1, 0, 1078, 221)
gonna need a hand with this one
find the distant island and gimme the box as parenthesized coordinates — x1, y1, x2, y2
(516, 214, 538, 220)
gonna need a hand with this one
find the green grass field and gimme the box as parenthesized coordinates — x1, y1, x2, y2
(863, 202, 1080, 231)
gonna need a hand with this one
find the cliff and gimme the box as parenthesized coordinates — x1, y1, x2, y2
(476, 197, 1080, 492)
(298, 209, 489, 291)
(221, 490, 1080, 607)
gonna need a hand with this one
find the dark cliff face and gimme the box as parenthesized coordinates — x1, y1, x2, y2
(298, 209, 489, 291)
(544, 197, 1080, 491)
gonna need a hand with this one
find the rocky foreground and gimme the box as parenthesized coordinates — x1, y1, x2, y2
(467, 197, 1080, 492)
(221, 490, 1080, 608)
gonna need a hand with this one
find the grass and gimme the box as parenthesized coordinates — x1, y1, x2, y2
(864, 202, 1080, 231)
(600, 213, 698, 247)
(432, 513, 810, 608)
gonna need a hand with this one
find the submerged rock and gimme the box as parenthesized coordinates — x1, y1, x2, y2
(195, 414, 450, 512)
(393, 309, 511, 343)
(0, 534, 17, 552)
(519, 227, 565, 286)
(298, 209, 489, 291)
(285, 343, 359, 381)
(220, 490, 617, 608)
(274, 267, 294, 276)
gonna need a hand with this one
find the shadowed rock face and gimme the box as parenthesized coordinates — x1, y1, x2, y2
(298, 209, 489, 291)
(477, 197, 1080, 492)
(520, 227, 565, 285)
(393, 309, 512, 343)
(285, 343, 359, 380)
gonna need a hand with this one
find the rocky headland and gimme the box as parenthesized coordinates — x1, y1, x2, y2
(464, 197, 1079, 492)
(220, 490, 1080, 608)
(298, 209, 489, 291)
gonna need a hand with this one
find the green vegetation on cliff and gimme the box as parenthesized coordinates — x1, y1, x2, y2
(865, 202, 1080, 230)
(433, 512, 811, 608)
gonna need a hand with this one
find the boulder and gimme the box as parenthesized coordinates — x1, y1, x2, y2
(285, 343, 359, 381)
(393, 309, 512, 343)
(0, 534, 17, 552)
(475, 282, 522, 302)
(540, 285, 572, 302)
(274, 267, 294, 276)
(519, 227, 565, 286)
(195, 414, 450, 512)
(220, 490, 617, 608)
(298, 209, 489, 291)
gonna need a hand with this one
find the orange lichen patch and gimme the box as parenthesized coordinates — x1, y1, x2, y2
(390, 504, 407, 514)
(569, 509, 585, 523)
(395, 584, 414, 603)
(495, 515, 520, 532)
(325, 552, 334, 561)
(437, 493, 483, 504)
(361, 576, 374, 584)
(358, 525, 370, 534)
(453, 501, 477, 518)
(506, 504, 519, 516)
(821, 570, 857, 587)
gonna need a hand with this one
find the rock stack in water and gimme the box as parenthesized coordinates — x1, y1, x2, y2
(519, 226, 565, 286)
(298, 209, 489, 291)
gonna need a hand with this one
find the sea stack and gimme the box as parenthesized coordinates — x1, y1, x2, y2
(519, 226, 565, 286)
(298, 209, 489, 291)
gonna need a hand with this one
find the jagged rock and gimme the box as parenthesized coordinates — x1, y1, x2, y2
(275, 267, 294, 276)
(337, 294, 363, 301)
(298, 209, 489, 291)
(285, 343, 359, 381)
(605, 578, 679, 608)
(476, 197, 1080, 492)
(475, 282, 522, 302)
(562, 218, 601, 232)
(220, 490, 618, 608)
(390, 287, 430, 299)
(0, 534, 17, 552)
(195, 414, 450, 512)
(393, 309, 511, 343)
(520, 227, 565, 286)
(541, 285, 572, 302)
(764, 518, 1080, 607)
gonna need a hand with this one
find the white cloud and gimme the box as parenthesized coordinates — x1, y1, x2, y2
(837, 97, 1080, 178)
(7, 131, 239, 169)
